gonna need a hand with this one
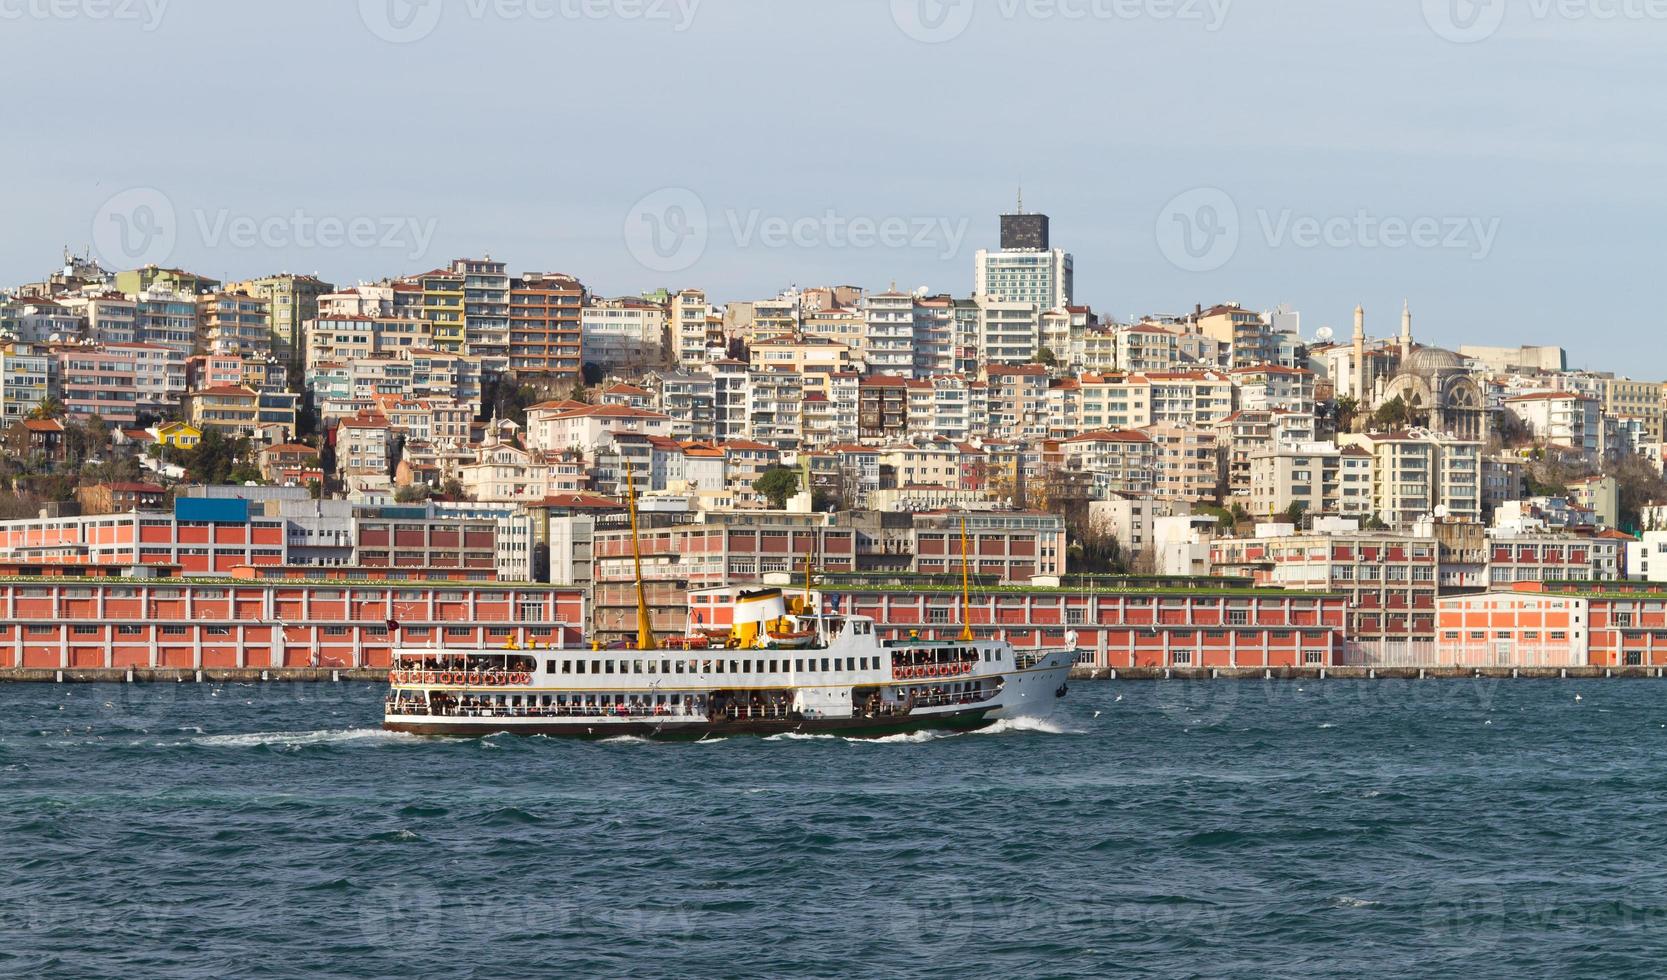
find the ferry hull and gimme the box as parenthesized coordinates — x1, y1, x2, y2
(384, 706, 999, 740)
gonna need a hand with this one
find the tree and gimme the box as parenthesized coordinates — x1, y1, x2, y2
(185, 428, 252, 485)
(1370, 395, 1409, 430)
(753, 467, 802, 509)
(1612, 453, 1667, 532)
(1067, 511, 1127, 575)
(394, 484, 432, 503)
(28, 396, 64, 421)
(388, 434, 406, 480)
(1334, 395, 1360, 433)
(440, 477, 466, 500)
(1033, 347, 1059, 368)
(1284, 501, 1308, 528)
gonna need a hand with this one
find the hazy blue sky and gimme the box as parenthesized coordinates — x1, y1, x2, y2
(3, 0, 1662, 371)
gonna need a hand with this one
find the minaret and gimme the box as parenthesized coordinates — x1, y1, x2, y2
(1352, 304, 1367, 399)
(1400, 300, 1413, 362)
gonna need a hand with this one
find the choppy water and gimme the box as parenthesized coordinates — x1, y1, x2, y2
(2, 680, 1666, 978)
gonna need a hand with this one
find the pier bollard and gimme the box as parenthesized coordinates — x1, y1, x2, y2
(55, 670, 63, 684)
(261, 670, 268, 682)
(1211, 668, 1218, 679)
(1319, 669, 1327, 680)
(195, 670, 203, 684)
(1264, 669, 1272, 680)
(1110, 669, 1118, 680)
(1369, 669, 1376, 679)
(1512, 668, 1519, 679)
(1561, 668, 1568, 679)
(126, 669, 134, 684)
(1606, 668, 1612, 678)
(1419, 668, 1426, 680)
(332, 670, 340, 683)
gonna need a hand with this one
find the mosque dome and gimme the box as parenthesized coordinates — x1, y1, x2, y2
(1400, 346, 1466, 377)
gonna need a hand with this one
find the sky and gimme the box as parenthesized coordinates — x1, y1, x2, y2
(2, 0, 1663, 373)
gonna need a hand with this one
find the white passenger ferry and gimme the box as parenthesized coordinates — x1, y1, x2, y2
(383, 469, 1073, 739)
(382, 584, 1075, 739)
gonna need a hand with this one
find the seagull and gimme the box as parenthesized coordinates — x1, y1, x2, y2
(1093, 711, 1102, 718)
(1114, 694, 1124, 702)
(1575, 694, 1584, 703)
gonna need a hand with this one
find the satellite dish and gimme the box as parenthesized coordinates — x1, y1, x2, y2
(1315, 326, 1335, 343)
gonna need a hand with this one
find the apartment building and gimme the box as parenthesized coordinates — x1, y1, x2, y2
(1505, 391, 1603, 463)
(581, 296, 668, 373)
(227, 274, 333, 357)
(0, 343, 50, 423)
(1344, 430, 1482, 528)
(304, 316, 434, 372)
(1144, 424, 1220, 504)
(1601, 377, 1665, 443)
(1247, 442, 1374, 519)
(1059, 430, 1158, 497)
(198, 291, 272, 357)
(506, 271, 583, 378)
(987, 364, 1049, 441)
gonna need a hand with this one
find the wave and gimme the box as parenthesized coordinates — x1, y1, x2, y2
(973, 716, 1083, 736)
(193, 728, 412, 749)
(859, 730, 947, 744)
(764, 732, 839, 741)
(597, 735, 656, 745)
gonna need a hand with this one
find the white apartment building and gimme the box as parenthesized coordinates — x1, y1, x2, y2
(862, 291, 916, 376)
(1505, 391, 1602, 463)
(1344, 430, 1483, 528)
(581, 297, 668, 372)
(976, 296, 1039, 366)
(671, 288, 714, 366)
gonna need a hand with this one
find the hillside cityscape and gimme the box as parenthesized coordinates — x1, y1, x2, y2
(2, 207, 1664, 669)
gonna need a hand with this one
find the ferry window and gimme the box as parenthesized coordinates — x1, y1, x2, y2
(820, 658, 830, 672)
(744, 660, 753, 673)
(794, 659, 804, 672)
(606, 660, 616, 674)
(552, 660, 562, 674)
(675, 661, 685, 674)
(768, 660, 778, 673)
(648, 660, 658, 674)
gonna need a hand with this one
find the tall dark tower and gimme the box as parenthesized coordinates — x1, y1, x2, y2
(999, 212, 1050, 251)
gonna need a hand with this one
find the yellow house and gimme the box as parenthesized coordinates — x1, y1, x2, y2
(152, 421, 202, 450)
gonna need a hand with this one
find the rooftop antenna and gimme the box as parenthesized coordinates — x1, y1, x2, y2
(1016, 185, 1024, 215)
